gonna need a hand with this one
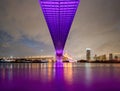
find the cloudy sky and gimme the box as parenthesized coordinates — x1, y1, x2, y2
(0, 0, 120, 59)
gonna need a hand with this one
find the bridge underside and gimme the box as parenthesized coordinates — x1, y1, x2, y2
(40, 0, 80, 62)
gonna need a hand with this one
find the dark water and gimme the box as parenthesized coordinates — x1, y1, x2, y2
(0, 63, 120, 91)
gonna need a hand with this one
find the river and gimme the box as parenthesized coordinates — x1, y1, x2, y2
(0, 63, 120, 91)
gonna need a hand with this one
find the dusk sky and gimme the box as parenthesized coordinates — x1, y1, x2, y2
(0, 0, 120, 59)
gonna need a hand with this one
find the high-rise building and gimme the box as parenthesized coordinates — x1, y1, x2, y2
(39, 0, 80, 62)
(86, 48, 91, 61)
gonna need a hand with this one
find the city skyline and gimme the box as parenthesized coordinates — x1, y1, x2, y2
(0, 0, 120, 59)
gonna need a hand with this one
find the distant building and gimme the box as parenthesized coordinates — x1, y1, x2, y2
(102, 54, 107, 61)
(111, 53, 120, 61)
(86, 48, 91, 61)
(95, 54, 107, 61)
(94, 54, 97, 60)
(114, 56, 119, 61)
(109, 53, 113, 60)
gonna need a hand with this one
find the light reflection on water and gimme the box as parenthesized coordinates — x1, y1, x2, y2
(0, 63, 120, 91)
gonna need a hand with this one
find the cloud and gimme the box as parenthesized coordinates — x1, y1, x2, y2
(0, 0, 52, 44)
(0, 0, 120, 59)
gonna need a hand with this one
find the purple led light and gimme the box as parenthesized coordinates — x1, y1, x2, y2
(39, 0, 80, 62)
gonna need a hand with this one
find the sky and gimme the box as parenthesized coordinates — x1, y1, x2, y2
(0, 0, 120, 59)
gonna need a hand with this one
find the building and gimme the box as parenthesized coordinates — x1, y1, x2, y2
(112, 53, 120, 61)
(95, 54, 107, 61)
(114, 56, 119, 61)
(86, 48, 91, 61)
(109, 53, 113, 60)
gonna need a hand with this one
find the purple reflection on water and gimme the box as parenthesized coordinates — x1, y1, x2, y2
(0, 63, 120, 91)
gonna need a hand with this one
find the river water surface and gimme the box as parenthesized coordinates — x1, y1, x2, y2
(0, 63, 120, 91)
